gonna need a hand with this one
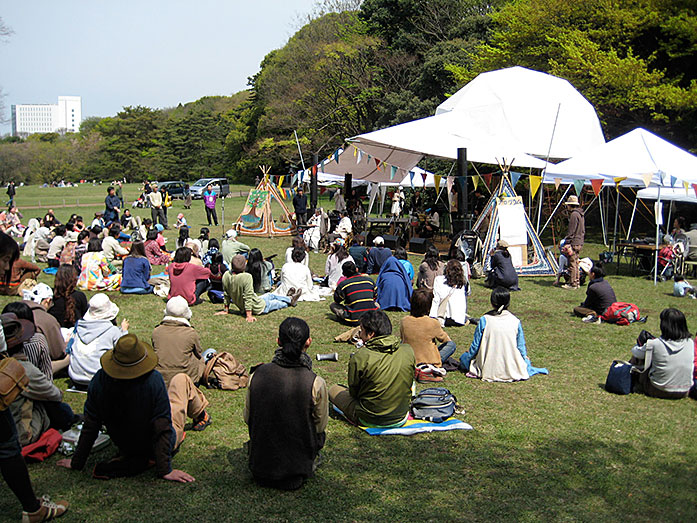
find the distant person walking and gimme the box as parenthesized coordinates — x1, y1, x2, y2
(203, 184, 218, 226)
(293, 188, 308, 227)
(563, 195, 585, 290)
(6, 181, 16, 207)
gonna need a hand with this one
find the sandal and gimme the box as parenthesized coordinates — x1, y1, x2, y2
(192, 411, 212, 432)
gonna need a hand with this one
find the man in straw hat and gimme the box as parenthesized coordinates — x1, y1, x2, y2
(0, 314, 70, 522)
(57, 333, 210, 482)
(563, 195, 585, 290)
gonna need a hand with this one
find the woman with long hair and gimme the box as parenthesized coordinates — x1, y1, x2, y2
(48, 264, 88, 328)
(0, 231, 39, 295)
(416, 245, 445, 290)
(630, 308, 693, 399)
(244, 317, 327, 490)
(198, 227, 210, 253)
(285, 236, 309, 267)
(176, 226, 190, 249)
(167, 247, 211, 305)
(121, 241, 153, 294)
(459, 287, 547, 382)
(324, 239, 352, 289)
(77, 238, 121, 291)
(144, 228, 171, 266)
(429, 259, 469, 326)
(247, 248, 274, 295)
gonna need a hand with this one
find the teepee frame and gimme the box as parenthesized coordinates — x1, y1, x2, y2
(236, 166, 297, 237)
(473, 173, 558, 277)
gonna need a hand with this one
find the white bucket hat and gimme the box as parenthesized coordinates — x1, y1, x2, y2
(225, 229, 237, 239)
(373, 236, 384, 246)
(164, 296, 192, 320)
(23, 283, 53, 304)
(84, 293, 120, 321)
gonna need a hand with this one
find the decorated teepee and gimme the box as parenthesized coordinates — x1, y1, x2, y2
(473, 174, 557, 276)
(236, 166, 297, 237)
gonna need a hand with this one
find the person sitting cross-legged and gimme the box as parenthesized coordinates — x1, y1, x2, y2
(459, 287, 548, 382)
(329, 261, 378, 325)
(244, 317, 327, 490)
(215, 255, 300, 322)
(400, 288, 456, 367)
(572, 263, 616, 323)
(57, 333, 207, 482)
(329, 310, 415, 428)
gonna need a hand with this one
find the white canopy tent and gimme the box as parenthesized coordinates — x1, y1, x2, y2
(436, 66, 605, 160)
(545, 128, 697, 282)
(637, 187, 697, 204)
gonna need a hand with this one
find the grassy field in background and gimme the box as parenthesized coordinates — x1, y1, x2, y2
(0, 184, 695, 522)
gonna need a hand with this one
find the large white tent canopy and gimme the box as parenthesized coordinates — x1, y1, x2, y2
(436, 66, 605, 160)
(637, 187, 697, 204)
(545, 128, 697, 187)
(346, 66, 605, 177)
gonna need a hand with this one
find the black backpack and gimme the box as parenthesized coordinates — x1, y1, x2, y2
(410, 387, 458, 423)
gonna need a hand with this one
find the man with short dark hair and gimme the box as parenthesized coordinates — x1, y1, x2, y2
(329, 310, 415, 427)
(573, 265, 616, 323)
(330, 261, 378, 325)
(104, 187, 121, 225)
(293, 188, 308, 227)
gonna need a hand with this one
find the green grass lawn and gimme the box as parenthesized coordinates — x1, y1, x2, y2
(1, 184, 695, 522)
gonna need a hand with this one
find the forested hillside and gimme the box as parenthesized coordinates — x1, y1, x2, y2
(1, 0, 695, 184)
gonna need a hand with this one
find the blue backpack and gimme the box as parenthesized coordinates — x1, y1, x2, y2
(410, 387, 458, 423)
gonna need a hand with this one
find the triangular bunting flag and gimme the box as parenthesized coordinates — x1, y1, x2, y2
(421, 172, 427, 184)
(529, 175, 542, 198)
(357, 150, 363, 164)
(277, 175, 285, 188)
(554, 178, 562, 190)
(291, 173, 298, 186)
(434, 175, 441, 193)
(483, 173, 493, 188)
(692, 184, 697, 198)
(353, 146, 357, 157)
(590, 178, 603, 196)
(390, 165, 397, 180)
(472, 174, 479, 191)
(334, 150, 340, 164)
(374, 158, 381, 170)
(510, 171, 522, 187)
(320, 160, 326, 172)
(269, 175, 275, 184)
(320, 187, 327, 195)
(684, 181, 690, 195)
(613, 177, 626, 186)
(670, 175, 677, 188)
(573, 179, 585, 196)
(312, 165, 317, 176)
(640, 173, 653, 187)
(446, 176, 454, 192)
(409, 171, 415, 187)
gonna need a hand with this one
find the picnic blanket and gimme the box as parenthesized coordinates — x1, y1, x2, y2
(333, 406, 472, 435)
(42, 267, 58, 275)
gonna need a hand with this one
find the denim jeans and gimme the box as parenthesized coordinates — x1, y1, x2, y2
(262, 293, 291, 314)
(438, 340, 457, 363)
(121, 286, 153, 294)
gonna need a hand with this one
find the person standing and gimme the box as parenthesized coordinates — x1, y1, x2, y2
(160, 186, 171, 229)
(148, 183, 166, 228)
(564, 195, 585, 289)
(104, 186, 121, 226)
(6, 181, 16, 207)
(334, 188, 346, 214)
(293, 188, 308, 227)
(115, 181, 124, 209)
(184, 184, 192, 209)
(391, 187, 404, 218)
(203, 184, 218, 226)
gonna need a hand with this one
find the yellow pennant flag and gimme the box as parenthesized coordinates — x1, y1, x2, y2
(472, 174, 479, 190)
(530, 175, 542, 198)
(353, 146, 357, 157)
(277, 175, 285, 188)
(640, 173, 653, 187)
(684, 181, 690, 195)
(554, 178, 561, 190)
(613, 177, 626, 191)
(434, 175, 441, 193)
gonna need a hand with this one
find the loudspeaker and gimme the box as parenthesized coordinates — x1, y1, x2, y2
(382, 234, 400, 250)
(409, 237, 430, 254)
(220, 183, 230, 196)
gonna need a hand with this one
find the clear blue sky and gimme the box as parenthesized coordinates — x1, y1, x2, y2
(0, 0, 318, 134)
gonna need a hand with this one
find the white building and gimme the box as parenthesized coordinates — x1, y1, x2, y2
(11, 96, 82, 137)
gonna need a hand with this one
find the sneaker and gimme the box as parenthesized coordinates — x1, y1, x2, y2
(192, 411, 212, 432)
(582, 314, 597, 323)
(561, 284, 579, 290)
(22, 496, 69, 522)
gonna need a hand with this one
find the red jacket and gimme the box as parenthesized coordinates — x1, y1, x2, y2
(167, 263, 211, 305)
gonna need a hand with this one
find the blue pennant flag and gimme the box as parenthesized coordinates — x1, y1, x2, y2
(670, 175, 677, 188)
(334, 150, 340, 164)
(573, 179, 585, 196)
(510, 171, 522, 187)
(390, 165, 397, 180)
(409, 171, 415, 187)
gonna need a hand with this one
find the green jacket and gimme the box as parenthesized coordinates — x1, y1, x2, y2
(222, 271, 265, 315)
(348, 335, 415, 426)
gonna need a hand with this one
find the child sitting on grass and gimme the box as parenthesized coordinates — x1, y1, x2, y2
(673, 275, 696, 299)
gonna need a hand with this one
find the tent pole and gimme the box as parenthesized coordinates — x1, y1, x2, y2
(540, 184, 572, 236)
(367, 183, 378, 215)
(598, 187, 607, 246)
(626, 195, 638, 241)
(666, 201, 673, 236)
(294, 130, 307, 171)
(654, 186, 662, 285)
(536, 103, 561, 234)
(612, 187, 620, 253)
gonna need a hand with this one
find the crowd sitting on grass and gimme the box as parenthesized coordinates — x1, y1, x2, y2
(0, 193, 697, 521)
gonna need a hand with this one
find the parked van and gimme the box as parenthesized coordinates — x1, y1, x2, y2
(190, 178, 229, 199)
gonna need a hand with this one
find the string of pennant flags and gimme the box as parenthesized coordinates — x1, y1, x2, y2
(282, 144, 697, 200)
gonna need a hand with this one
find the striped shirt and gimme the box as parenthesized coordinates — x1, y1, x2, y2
(23, 333, 53, 381)
(334, 275, 378, 324)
